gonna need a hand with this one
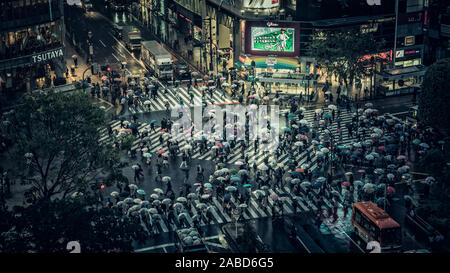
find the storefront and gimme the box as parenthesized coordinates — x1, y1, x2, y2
(238, 20, 308, 94)
(376, 65, 426, 96)
(394, 47, 423, 68)
(0, 47, 65, 93)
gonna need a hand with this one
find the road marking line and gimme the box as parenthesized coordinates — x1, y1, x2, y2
(134, 242, 174, 252)
(111, 52, 120, 61)
(99, 39, 106, 47)
(296, 235, 311, 253)
(110, 34, 147, 71)
(341, 231, 365, 253)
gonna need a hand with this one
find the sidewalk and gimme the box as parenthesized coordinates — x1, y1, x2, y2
(64, 41, 101, 85)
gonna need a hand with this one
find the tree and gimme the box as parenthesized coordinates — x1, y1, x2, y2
(0, 197, 148, 253)
(309, 28, 385, 94)
(416, 147, 450, 251)
(418, 58, 450, 133)
(0, 91, 126, 201)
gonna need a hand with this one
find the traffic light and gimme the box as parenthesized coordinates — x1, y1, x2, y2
(107, 67, 111, 72)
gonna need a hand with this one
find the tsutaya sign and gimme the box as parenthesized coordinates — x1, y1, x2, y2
(31, 48, 64, 63)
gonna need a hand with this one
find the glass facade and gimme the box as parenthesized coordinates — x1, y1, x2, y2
(0, 22, 63, 61)
(0, 0, 65, 94)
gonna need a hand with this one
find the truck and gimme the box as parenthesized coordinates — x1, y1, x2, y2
(175, 228, 209, 253)
(122, 26, 142, 51)
(141, 40, 173, 81)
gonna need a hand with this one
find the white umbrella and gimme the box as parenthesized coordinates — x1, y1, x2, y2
(196, 203, 207, 210)
(328, 104, 337, 110)
(109, 191, 119, 197)
(153, 188, 164, 194)
(234, 161, 244, 166)
(187, 193, 197, 199)
(148, 208, 158, 214)
(150, 193, 159, 199)
(201, 194, 211, 199)
(162, 198, 171, 205)
(162, 176, 171, 182)
(128, 184, 138, 190)
(177, 197, 187, 203)
(173, 202, 184, 209)
(258, 164, 269, 171)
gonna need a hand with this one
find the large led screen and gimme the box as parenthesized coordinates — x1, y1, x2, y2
(243, 0, 279, 9)
(250, 27, 295, 53)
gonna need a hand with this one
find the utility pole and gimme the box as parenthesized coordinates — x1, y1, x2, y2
(201, 0, 207, 74)
(393, 0, 399, 66)
(209, 16, 214, 73)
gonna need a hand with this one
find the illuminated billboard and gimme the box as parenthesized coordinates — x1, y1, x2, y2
(245, 21, 300, 57)
(243, 0, 279, 9)
(251, 27, 295, 52)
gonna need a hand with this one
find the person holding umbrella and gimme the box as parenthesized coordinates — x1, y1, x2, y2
(134, 163, 144, 183)
(150, 121, 156, 132)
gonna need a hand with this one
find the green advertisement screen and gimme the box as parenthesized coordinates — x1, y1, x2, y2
(251, 27, 295, 53)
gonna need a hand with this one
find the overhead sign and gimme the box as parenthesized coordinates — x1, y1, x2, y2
(31, 48, 64, 63)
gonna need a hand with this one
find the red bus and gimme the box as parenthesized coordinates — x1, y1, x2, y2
(351, 202, 402, 252)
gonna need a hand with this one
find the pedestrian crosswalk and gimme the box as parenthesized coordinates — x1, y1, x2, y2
(99, 107, 395, 175)
(127, 85, 236, 114)
(134, 181, 356, 236)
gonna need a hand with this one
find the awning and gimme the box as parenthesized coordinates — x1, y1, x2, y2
(242, 56, 298, 70)
(377, 65, 427, 81)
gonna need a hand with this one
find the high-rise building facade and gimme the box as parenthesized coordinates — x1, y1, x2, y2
(0, 0, 66, 96)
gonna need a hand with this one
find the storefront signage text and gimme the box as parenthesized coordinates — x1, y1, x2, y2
(398, 12, 423, 25)
(31, 48, 64, 63)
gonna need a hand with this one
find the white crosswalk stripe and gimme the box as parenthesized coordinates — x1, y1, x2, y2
(108, 107, 401, 235)
(127, 85, 236, 114)
(137, 185, 347, 235)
